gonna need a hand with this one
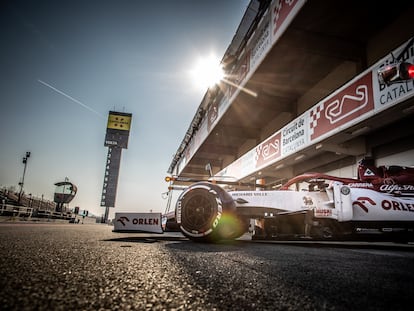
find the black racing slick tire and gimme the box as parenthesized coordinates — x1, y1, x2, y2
(177, 182, 247, 242)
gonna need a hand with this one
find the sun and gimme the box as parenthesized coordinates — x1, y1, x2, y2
(189, 54, 224, 90)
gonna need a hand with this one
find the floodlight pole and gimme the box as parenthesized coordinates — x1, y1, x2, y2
(18, 151, 31, 205)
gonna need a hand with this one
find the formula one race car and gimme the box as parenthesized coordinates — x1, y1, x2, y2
(165, 158, 414, 243)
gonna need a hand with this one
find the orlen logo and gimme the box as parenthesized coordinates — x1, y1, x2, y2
(117, 216, 130, 226)
(353, 197, 376, 213)
(353, 197, 414, 213)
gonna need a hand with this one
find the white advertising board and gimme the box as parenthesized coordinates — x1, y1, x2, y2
(113, 212, 163, 233)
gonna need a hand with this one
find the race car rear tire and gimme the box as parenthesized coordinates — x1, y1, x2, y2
(177, 182, 246, 242)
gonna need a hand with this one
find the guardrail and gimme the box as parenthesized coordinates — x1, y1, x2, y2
(0, 203, 74, 221)
(0, 204, 33, 218)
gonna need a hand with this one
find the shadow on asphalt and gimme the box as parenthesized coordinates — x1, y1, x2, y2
(103, 235, 414, 253)
(102, 235, 189, 244)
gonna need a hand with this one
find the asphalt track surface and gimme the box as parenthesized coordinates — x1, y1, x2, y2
(0, 223, 413, 311)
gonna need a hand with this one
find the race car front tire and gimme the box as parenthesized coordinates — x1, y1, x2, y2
(177, 182, 246, 242)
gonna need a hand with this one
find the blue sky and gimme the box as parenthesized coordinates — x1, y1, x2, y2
(0, 0, 250, 218)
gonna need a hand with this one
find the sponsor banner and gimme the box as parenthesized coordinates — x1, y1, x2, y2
(372, 36, 414, 112)
(241, 150, 257, 176)
(309, 72, 374, 141)
(217, 157, 242, 180)
(281, 114, 309, 157)
(250, 13, 271, 71)
(217, 148, 258, 181)
(113, 212, 163, 233)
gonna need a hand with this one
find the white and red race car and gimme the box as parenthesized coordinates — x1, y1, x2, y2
(163, 158, 414, 243)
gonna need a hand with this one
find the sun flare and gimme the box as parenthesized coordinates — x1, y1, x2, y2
(189, 54, 224, 90)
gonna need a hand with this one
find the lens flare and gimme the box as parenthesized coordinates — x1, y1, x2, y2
(215, 212, 246, 240)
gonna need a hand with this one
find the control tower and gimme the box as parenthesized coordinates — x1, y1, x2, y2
(101, 111, 132, 222)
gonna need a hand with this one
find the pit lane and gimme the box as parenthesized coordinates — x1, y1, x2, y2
(0, 223, 413, 310)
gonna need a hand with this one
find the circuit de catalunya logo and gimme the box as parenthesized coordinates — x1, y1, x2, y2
(324, 85, 368, 124)
(310, 73, 374, 140)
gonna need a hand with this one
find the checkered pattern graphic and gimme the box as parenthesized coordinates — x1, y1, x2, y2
(273, 0, 298, 35)
(309, 102, 324, 137)
(273, 0, 282, 32)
